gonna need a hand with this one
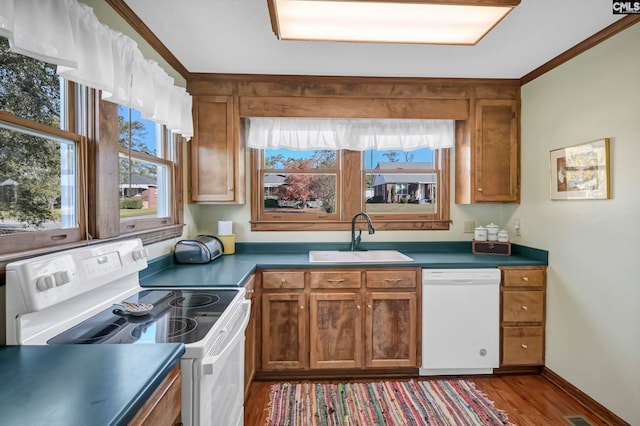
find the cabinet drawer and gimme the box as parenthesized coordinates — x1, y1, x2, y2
(502, 291, 544, 322)
(310, 271, 361, 289)
(365, 270, 417, 289)
(503, 269, 545, 288)
(502, 326, 544, 365)
(262, 271, 305, 289)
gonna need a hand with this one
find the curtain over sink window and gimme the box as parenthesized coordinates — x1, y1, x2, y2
(247, 117, 453, 232)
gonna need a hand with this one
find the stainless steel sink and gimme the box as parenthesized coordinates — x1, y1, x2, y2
(308, 250, 414, 263)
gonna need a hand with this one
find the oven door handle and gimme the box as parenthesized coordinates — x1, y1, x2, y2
(200, 300, 251, 376)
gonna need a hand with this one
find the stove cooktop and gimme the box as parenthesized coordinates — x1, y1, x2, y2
(47, 289, 240, 345)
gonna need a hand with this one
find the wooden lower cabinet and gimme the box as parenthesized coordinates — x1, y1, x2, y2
(309, 292, 362, 369)
(499, 266, 546, 367)
(243, 274, 257, 400)
(261, 292, 307, 369)
(366, 292, 417, 368)
(128, 364, 181, 426)
(259, 268, 420, 373)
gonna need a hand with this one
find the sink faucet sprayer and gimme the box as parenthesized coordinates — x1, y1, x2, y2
(350, 211, 375, 251)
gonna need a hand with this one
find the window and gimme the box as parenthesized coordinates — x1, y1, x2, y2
(118, 106, 175, 232)
(0, 37, 86, 255)
(252, 147, 450, 231)
(0, 36, 184, 257)
(365, 148, 440, 215)
(261, 149, 338, 218)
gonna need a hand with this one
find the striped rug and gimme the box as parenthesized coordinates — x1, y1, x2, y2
(266, 380, 514, 426)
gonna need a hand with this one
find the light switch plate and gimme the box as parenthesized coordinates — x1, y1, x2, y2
(463, 221, 475, 233)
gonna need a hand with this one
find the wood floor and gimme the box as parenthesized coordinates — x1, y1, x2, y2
(244, 374, 620, 426)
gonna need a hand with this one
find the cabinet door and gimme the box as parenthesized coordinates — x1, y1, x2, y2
(261, 293, 306, 370)
(190, 96, 244, 203)
(365, 292, 417, 368)
(309, 292, 362, 369)
(474, 99, 519, 203)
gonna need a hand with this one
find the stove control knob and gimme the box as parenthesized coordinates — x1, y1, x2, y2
(36, 275, 56, 291)
(132, 248, 148, 261)
(54, 271, 71, 286)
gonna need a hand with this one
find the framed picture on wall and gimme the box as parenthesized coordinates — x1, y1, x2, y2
(550, 138, 611, 200)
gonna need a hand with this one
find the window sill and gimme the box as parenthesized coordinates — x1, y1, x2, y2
(0, 224, 185, 279)
(250, 220, 450, 232)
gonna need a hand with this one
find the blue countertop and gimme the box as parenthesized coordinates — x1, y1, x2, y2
(140, 241, 547, 287)
(0, 344, 184, 426)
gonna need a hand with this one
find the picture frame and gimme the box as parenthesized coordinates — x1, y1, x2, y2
(550, 138, 610, 200)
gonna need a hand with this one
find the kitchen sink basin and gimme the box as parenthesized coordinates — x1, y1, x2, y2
(308, 250, 414, 263)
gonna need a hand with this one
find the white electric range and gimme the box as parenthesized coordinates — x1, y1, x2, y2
(5, 238, 249, 426)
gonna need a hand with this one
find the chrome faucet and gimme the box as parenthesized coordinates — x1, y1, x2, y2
(350, 211, 375, 251)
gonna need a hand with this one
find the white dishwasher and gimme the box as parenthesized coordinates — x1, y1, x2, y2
(420, 268, 501, 376)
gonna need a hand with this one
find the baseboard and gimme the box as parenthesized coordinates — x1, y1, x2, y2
(541, 367, 630, 426)
(255, 368, 418, 381)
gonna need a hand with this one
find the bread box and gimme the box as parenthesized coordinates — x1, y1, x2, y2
(174, 235, 224, 264)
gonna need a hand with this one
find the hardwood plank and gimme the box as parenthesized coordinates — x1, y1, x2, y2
(245, 374, 625, 426)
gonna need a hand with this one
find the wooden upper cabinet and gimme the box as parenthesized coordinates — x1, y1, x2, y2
(456, 99, 520, 204)
(190, 96, 245, 203)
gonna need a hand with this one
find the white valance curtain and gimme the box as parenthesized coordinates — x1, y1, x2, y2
(246, 118, 455, 151)
(0, 0, 193, 138)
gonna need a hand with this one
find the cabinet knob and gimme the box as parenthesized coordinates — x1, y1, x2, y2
(356, 305, 361, 310)
(280, 278, 286, 284)
(521, 343, 528, 349)
(521, 305, 528, 311)
(367, 304, 372, 309)
(477, 188, 483, 192)
(522, 276, 529, 282)
(300, 305, 305, 310)
(228, 187, 233, 191)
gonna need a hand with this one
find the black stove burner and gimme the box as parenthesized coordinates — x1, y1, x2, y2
(167, 317, 198, 338)
(169, 294, 219, 308)
(47, 288, 240, 345)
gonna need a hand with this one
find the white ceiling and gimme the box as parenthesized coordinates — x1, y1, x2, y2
(123, 0, 623, 79)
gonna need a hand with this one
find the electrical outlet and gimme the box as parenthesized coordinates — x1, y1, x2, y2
(463, 221, 475, 233)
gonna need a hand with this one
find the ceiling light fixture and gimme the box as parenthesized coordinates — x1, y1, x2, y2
(267, 0, 520, 45)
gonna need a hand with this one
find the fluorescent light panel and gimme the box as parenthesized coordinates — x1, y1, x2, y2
(269, 0, 518, 45)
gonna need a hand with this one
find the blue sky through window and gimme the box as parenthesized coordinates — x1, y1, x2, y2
(265, 147, 434, 169)
(118, 106, 157, 155)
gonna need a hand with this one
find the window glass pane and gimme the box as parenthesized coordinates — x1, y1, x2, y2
(265, 149, 336, 169)
(0, 37, 62, 128)
(118, 106, 159, 156)
(0, 124, 77, 233)
(119, 155, 169, 220)
(365, 172, 437, 214)
(364, 148, 436, 214)
(264, 173, 336, 214)
(364, 147, 434, 169)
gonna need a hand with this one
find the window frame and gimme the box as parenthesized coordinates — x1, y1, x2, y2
(0, 110, 87, 258)
(92, 98, 184, 241)
(117, 107, 179, 234)
(0, 41, 184, 262)
(250, 148, 450, 231)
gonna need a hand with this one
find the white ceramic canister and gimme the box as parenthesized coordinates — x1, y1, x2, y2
(486, 223, 500, 241)
(497, 229, 509, 242)
(474, 226, 488, 241)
